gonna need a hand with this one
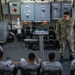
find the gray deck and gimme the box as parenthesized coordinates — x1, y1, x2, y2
(2, 38, 74, 75)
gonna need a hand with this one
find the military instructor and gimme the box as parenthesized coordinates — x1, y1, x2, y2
(56, 11, 75, 62)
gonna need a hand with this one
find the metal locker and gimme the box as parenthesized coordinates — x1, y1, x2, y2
(52, 2, 61, 20)
(21, 3, 35, 21)
(35, 2, 50, 22)
(61, 2, 72, 17)
(2, 4, 9, 14)
(9, 2, 20, 15)
(0, 21, 9, 43)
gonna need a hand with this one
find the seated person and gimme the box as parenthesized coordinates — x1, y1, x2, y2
(0, 50, 18, 75)
(71, 59, 75, 75)
(20, 52, 42, 75)
(42, 52, 63, 71)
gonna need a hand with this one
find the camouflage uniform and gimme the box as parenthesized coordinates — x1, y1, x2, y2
(56, 18, 75, 56)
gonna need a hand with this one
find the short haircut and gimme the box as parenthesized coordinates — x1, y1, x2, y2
(63, 11, 70, 15)
(0, 51, 3, 58)
(48, 52, 55, 61)
(28, 53, 36, 60)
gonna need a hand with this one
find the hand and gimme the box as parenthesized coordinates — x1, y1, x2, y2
(13, 62, 18, 65)
(35, 54, 38, 58)
(56, 37, 60, 41)
(39, 58, 42, 64)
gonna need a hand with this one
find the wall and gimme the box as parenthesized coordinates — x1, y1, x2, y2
(1, 0, 75, 30)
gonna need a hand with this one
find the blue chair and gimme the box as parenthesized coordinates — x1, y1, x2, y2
(38, 28, 42, 31)
(43, 28, 47, 31)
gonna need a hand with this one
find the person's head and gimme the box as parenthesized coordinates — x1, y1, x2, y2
(0, 51, 4, 60)
(28, 53, 36, 61)
(48, 52, 55, 62)
(63, 11, 70, 21)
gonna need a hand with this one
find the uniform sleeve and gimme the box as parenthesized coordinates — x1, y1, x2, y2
(7, 64, 15, 70)
(20, 58, 27, 66)
(71, 59, 75, 70)
(4, 60, 12, 65)
(1, 61, 15, 70)
(58, 62, 63, 71)
(35, 57, 41, 63)
(34, 58, 40, 67)
(42, 62, 48, 70)
(55, 20, 61, 38)
(34, 62, 40, 68)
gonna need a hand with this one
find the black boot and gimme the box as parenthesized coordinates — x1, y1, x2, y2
(69, 55, 74, 61)
(59, 56, 64, 63)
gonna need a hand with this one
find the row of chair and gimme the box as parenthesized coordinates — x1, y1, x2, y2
(0, 68, 62, 75)
(0, 69, 13, 75)
(7, 26, 59, 50)
(1, 68, 75, 75)
(25, 26, 55, 31)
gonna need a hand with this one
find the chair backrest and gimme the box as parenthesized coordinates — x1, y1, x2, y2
(20, 68, 37, 75)
(71, 69, 75, 75)
(32, 27, 36, 31)
(25, 27, 31, 35)
(43, 70, 61, 75)
(0, 69, 5, 75)
(0, 69, 12, 75)
(43, 28, 48, 31)
(49, 26, 54, 30)
(26, 27, 30, 30)
(49, 30, 55, 36)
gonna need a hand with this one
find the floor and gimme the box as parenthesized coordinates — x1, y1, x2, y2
(2, 38, 74, 75)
